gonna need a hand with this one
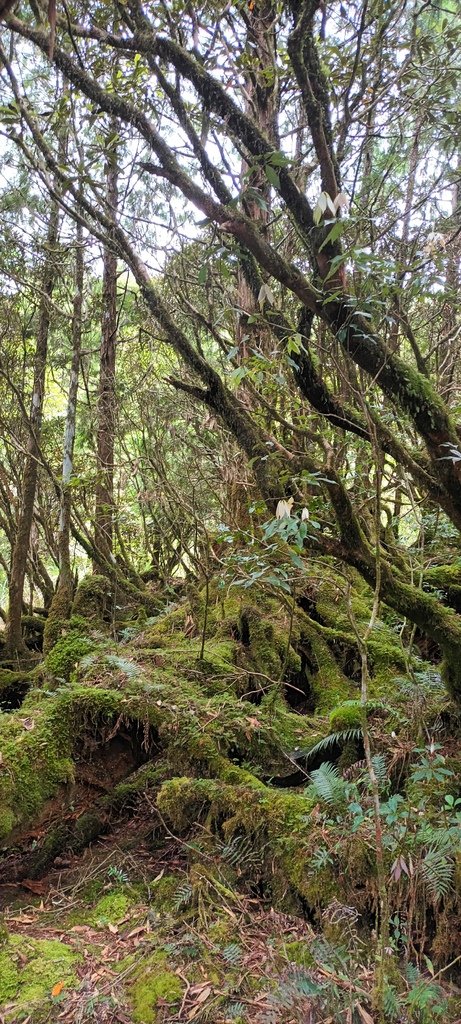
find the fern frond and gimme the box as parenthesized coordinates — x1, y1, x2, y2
(224, 1003, 246, 1020)
(275, 967, 323, 1008)
(172, 882, 193, 910)
(290, 729, 362, 766)
(220, 832, 263, 870)
(308, 762, 346, 805)
(222, 943, 242, 964)
(421, 848, 454, 901)
(371, 753, 388, 789)
(104, 654, 142, 678)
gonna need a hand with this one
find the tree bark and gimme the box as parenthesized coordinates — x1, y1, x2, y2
(5, 199, 60, 656)
(44, 215, 84, 652)
(94, 125, 118, 569)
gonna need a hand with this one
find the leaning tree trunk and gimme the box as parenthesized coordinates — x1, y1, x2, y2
(93, 124, 118, 571)
(5, 198, 60, 657)
(438, 166, 460, 402)
(229, 0, 279, 529)
(44, 215, 84, 653)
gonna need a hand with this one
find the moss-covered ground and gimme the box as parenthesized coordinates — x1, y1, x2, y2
(0, 570, 459, 1021)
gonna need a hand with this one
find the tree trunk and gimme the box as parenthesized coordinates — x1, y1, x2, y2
(5, 200, 60, 657)
(44, 216, 84, 653)
(94, 125, 118, 570)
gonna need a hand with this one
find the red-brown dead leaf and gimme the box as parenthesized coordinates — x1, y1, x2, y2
(20, 878, 46, 895)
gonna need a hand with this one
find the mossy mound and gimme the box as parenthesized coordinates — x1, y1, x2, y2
(45, 631, 94, 682)
(128, 950, 183, 1023)
(72, 573, 113, 622)
(0, 934, 81, 1020)
(90, 890, 130, 927)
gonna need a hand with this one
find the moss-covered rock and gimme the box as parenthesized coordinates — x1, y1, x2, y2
(45, 632, 94, 682)
(72, 573, 112, 622)
(329, 700, 363, 730)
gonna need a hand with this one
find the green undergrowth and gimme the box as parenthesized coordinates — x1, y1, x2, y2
(0, 571, 446, 917)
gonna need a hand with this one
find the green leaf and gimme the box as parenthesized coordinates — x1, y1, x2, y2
(267, 150, 290, 167)
(264, 164, 280, 188)
(318, 219, 344, 250)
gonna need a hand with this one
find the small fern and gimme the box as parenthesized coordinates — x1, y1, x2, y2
(289, 729, 362, 766)
(371, 752, 388, 790)
(383, 983, 400, 1020)
(220, 832, 263, 870)
(222, 943, 242, 964)
(104, 654, 142, 678)
(224, 1003, 246, 1020)
(308, 762, 347, 806)
(172, 881, 193, 910)
(272, 967, 323, 1010)
(421, 847, 454, 901)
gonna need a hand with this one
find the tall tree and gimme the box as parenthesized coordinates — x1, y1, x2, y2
(94, 123, 119, 569)
(44, 210, 84, 651)
(5, 182, 60, 656)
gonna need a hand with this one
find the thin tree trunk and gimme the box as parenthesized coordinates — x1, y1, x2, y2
(94, 125, 118, 569)
(438, 168, 460, 401)
(6, 200, 60, 656)
(44, 216, 84, 652)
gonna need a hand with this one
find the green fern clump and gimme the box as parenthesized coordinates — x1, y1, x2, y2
(307, 762, 348, 806)
(104, 654, 142, 679)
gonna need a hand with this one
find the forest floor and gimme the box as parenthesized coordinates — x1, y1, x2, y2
(0, 801, 361, 1024)
(2, 576, 461, 1022)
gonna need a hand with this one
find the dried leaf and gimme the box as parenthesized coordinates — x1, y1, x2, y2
(356, 1004, 374, 1024)
(8, 915, 37, 924)
(20, 878, 46, 894)
(188, 985, 213, 1019)
(126, 924, 148, 939)
(51, 981, 65, 997)
(20, 718, 35, 731)
(334, 191, 349, 211)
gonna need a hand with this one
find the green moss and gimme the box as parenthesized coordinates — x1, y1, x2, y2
(329, 700, 363, 730)
(72, 573, 112, 622)
(45, 632, 93, 682)
(0, 945, 19, 1002)
(0, 686, 128, 840)
(157, 775, 317, 904)
(43, 583, 73, 655)
(129, 951, 183, 1024)
(0, 704, 75, 839)
(151, 874, 182, 912)
(90, 891, 130, 927)
(0, 934, 80, 1018)
(239, 605, 282, 678)
(283, 939, 314, 968)
(442, 655, 461, 702)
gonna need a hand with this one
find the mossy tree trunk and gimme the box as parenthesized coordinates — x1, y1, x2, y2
(44, 211, 84, 654)
(5, 184, 60, 657)
(94, 121, 118, 572)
